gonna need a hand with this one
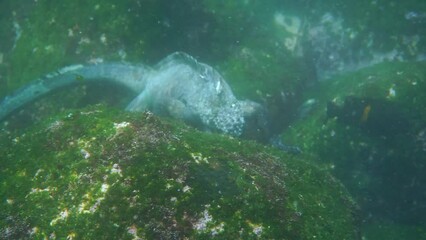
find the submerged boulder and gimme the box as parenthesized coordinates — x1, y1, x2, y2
(0, 105, 359, 239)
(283, 61, 426, 231)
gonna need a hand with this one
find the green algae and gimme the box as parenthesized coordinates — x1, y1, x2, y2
(1, 0, 424, 237)
(7, 0, 150, 93)
(0, 105, 359, 239)
(284, 61, 426, 149)
(282, 61, 426, 234)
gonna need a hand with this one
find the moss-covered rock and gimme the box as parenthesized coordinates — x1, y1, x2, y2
(283, 61, 426, 226)
(0, 105, 359, 239)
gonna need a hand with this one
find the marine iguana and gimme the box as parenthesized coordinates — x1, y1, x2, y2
(0, 52, 300, 152)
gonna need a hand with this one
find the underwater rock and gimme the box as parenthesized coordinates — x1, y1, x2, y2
(0, 106, 360, 239)
(327, 96, 410, 139)
(282, 61, 426, 227)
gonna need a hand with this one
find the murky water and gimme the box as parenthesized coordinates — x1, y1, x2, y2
(0, 0, 425, 239)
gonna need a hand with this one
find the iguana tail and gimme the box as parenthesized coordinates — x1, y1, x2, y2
(0, 63, 149, 122)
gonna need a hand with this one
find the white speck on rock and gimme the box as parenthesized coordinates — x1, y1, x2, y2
(111, 163, 122, 176)
(114, 121, 130, 129)
(101, 183, 109, 193)
(247, 221, 264, 237)
(253, 225, 263, 236)
(80, 149, 90, 159)
(183, 185, 191, 193)
(191, 152, 209, 164)
(100, 33, 107, 44)
(194, 210, 212, 231)
(50, 208, 69, 226)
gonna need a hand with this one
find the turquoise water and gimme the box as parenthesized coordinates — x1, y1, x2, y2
(0, 0, 425, 239)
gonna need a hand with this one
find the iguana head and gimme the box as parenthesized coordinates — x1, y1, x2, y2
(239, 100, 272, 143)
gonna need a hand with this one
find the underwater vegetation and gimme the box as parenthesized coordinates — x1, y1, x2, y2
(326, 96, 411, 139)
(0, 105, 359, 239)
(283, 61, 426, 238)
(0, 0, 425, 239)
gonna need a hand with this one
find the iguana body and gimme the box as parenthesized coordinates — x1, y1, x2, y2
(0, 52, 267, 138)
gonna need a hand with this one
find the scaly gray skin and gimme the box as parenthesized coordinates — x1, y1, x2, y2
(0, 52, 301, 152)
(0, 63, 148, 121)
(127, 52, 265, 136)
(0, 52, 266, 138)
